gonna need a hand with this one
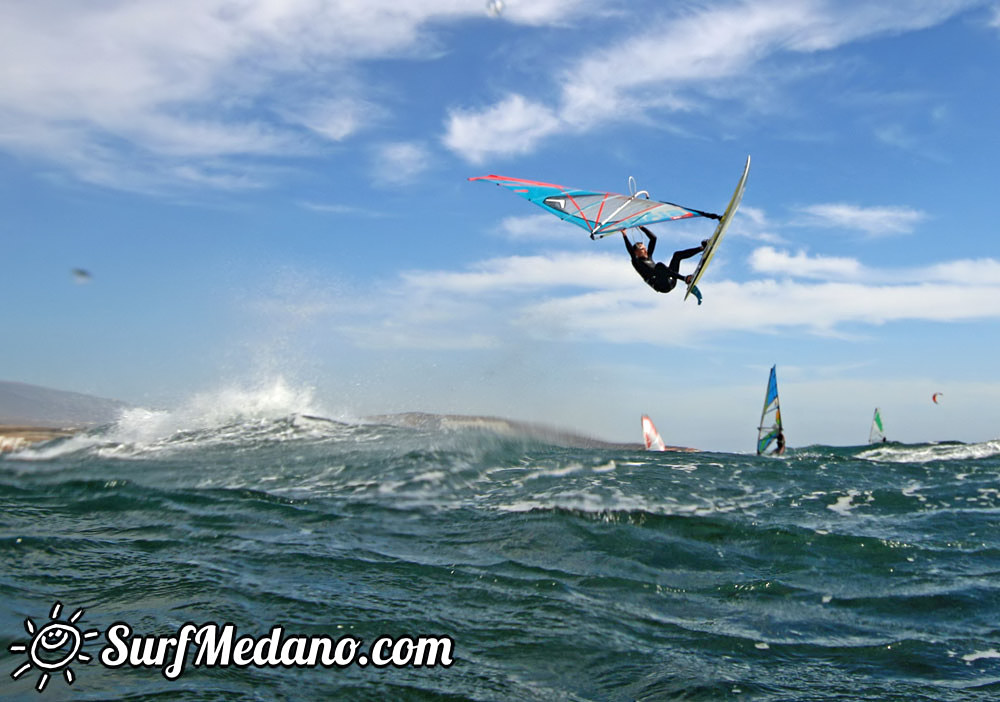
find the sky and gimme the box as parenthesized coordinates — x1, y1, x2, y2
(3, 0, 1000, 451)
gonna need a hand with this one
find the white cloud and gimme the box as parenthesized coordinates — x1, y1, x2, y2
(731, 206, 786, 243)
(324, 247, 1000, 350)
(402, 252, 632, 294)
(796, 203, 927, 236)
(750, 246, 865, 279)
(913, 258, 1000, 284)
(443, 94, 562, 164)
(494, 0, 600, 26)
(371, 141, 432, 185)
(751, 247, 1000, 286)
(497, 214, 583, 242)
(749, 246, 1000, 287)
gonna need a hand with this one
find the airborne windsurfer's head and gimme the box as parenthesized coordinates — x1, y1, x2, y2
(633, 242, 648, 259)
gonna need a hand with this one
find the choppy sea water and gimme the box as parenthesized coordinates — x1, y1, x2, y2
(3, 404, 999, 700)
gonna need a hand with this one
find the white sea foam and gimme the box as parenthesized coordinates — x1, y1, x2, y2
(7, 432, 102, 461)
(860, 440, 1000, 464)
(524, 462, 586, 480)
(828, 490, 861, 515)
(962, 649, 1000, 662)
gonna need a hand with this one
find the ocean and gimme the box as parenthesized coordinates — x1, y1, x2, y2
(3, 397, 999, 700)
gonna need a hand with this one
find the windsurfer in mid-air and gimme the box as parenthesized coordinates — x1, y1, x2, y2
(623, 226, 706, 294)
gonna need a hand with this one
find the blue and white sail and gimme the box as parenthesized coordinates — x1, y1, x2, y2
(757, 366, 784, 456)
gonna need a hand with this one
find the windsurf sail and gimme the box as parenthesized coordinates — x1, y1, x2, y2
(756, 365, 784, 456)
(469, 175, 716, 239)
(868, 407, 886, 444)
(642, 414, 667, 451)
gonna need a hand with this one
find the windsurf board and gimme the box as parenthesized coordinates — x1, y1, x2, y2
(684, 155, 751, 302)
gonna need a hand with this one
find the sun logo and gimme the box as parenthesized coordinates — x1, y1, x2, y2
(8, 602, 101, 692)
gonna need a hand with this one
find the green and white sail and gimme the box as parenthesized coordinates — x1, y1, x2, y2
(756, 365, 784, 455)
(868, 407, 886, 444)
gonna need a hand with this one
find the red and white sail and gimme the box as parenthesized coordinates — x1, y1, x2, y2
(642, 415, 667, 451)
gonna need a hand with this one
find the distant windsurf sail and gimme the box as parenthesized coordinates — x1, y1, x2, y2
(756, 366, 784, 456)
(642, 415, 667, 452)
(868, 407, 886, 444)
(469, 175, 715, 239)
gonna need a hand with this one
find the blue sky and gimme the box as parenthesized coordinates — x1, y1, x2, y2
(4, 0, 1000, 451)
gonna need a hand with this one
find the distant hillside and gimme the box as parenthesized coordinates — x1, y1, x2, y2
(0, 381, 127, 427)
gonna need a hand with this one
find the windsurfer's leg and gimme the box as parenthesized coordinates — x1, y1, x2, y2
(669, 245, 704, 269)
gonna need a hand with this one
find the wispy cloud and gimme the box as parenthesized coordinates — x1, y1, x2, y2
(496, 214, 583, 242)
(731, 206, 786, 243)
(284, 97, 386, 142)
(402, 252, 632, 294)
(796, 203, 927, 236)
(371, 141, 432, 185)
(442, 0, 982, 162)
(298, 201, 391, 218)
(751, 246, 1000, 285)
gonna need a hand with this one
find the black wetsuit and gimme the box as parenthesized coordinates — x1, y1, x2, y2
(625, 227, 703, 293)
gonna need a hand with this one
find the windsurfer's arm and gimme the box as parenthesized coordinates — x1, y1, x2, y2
(621, 230, 634, 256)
(639, 226, 657, 256)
